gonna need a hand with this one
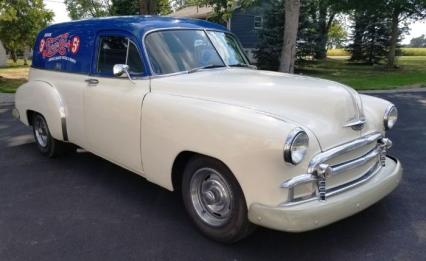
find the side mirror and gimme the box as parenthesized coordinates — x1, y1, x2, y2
(113, 64, 130, 77)
(113, 64, 134, 84)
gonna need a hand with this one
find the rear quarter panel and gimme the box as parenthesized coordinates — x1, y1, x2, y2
(15, 80, 65, 141)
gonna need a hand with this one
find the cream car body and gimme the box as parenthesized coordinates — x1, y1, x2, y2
(14, 17, 402, 240)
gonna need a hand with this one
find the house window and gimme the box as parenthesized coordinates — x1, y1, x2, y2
(254, 16, 263, 29)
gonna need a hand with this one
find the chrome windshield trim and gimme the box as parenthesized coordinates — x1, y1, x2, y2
(203, 29, 229, 68)
(142, 27, 249, 78)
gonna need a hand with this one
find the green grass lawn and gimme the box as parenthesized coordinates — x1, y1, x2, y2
(297, 56, 426, 91)
(0, 59, 30, 93)
(0, 78, 27, 93)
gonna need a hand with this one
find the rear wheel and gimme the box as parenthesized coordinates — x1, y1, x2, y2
(32, 113, 72, 158)
(181, 156, 255, 243)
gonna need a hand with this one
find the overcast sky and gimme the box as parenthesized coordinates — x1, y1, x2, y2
(44, 0, 425, 44)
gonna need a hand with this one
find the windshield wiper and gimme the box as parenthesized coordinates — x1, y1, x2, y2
(187, 64, 226, 74)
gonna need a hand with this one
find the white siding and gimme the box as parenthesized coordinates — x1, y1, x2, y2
(0, 41, 7, 67)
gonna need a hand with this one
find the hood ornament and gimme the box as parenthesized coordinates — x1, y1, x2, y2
(342, 86, 366, 130)
(344, 118, 366, 130)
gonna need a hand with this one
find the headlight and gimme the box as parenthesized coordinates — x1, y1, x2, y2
(284, 128, 309, 165)
(384, 105, 398, 130)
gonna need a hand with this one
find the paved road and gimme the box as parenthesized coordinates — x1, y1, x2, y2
(0, 92, 425, 261)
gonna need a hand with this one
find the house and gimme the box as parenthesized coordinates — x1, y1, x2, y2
(172, 3, 269, 63)
(0, 40, 7, 67)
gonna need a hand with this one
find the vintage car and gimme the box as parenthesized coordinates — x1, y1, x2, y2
(13, 16, 402, 243)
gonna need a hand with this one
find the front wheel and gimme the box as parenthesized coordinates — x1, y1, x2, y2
(32, 113, 71, 158)
(181, 156, 255, 243)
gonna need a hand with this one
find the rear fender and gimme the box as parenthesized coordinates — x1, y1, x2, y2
(15, 80, 67, 141)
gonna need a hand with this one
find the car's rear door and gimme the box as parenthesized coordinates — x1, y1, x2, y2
(84, 31, 150, 174)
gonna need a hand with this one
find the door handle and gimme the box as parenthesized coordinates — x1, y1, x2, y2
(85, 78, 99, 85)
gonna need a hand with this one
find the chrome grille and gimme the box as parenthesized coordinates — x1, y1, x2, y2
(281, 132, 392, 205)
(325, 143, 381, 189)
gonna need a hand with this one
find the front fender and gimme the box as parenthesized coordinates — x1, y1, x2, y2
(360, 94, 392, 135)
(141, 93, 321, 206)
(15, 80, 67, 141)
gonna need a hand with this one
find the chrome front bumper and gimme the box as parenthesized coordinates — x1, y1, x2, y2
(248, 156, 402, 232)
(281, 132, 392, 204)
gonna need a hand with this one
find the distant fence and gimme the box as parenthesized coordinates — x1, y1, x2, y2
(327, 48, 426, 57)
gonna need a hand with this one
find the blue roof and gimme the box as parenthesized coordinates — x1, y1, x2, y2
(41, 16, 228, 37)
(32, 16, 228, 76)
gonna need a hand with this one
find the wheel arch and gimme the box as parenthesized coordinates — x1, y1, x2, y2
(171, 151, 238, 192)
(26, 110, 36, 126)
(15, 80, 68, 141)
(171, 151, 196, 192)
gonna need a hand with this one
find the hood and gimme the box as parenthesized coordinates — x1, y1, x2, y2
(151, 68, 365, 150)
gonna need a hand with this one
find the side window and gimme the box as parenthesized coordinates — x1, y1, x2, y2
(97, 36, 144, 75)
(127, 41, 144, 74)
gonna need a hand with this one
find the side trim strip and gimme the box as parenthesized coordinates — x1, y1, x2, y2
(61, 117, 68, 141)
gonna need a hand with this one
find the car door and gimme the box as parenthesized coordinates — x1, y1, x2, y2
(84, 32, 150, 174)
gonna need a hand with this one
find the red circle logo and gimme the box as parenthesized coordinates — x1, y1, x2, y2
(70, 36, 80, 54)
(39, 39, 45, 53)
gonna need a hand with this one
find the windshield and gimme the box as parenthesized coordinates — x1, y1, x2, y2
(206, 31, 247, 66)
(145, 30, 248, 75)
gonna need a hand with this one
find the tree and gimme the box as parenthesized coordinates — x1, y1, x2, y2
(347, 0, 394, 64)
(304, 0, 348, 59)
(280, 0, 301, 73)
(64, 0, 111, 19)
(385, 0, 426, 68)
(253, 0, 320, 69)
(327, 19, 347, 48)
(252, 0, 349, 65)
(65, 0, 171, 18)
(346, 0, 425, 66)
(254, 0, 284, 70)
(138, 0, 171, 15)
(0, 0, 53, 63)
(112, 0, 140, 15)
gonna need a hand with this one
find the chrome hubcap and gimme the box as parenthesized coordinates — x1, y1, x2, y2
(34, 117, 48, 147)
(190, 168, 233, 227)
